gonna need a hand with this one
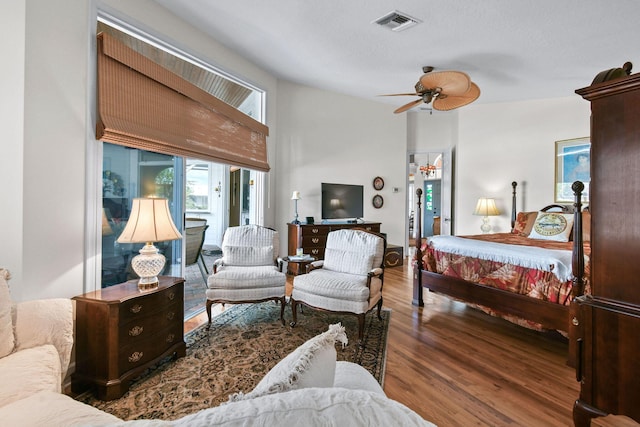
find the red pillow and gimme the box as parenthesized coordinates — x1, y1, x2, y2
(512, 212, 537, 236)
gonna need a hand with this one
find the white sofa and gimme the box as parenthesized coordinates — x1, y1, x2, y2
(0, 269, 435, 426)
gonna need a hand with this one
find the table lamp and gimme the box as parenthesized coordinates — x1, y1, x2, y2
(291, 191, 301, 224)
(473, 197, 500, 233)
(117, 198, 182, 290)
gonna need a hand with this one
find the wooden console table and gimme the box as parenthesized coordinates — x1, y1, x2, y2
(72, 276, 186, 400)
(287, 222, 381, 275)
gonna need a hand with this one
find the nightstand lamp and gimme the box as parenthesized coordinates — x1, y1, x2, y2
(473, 197, 500, 233)
(117, 198, 182, 290)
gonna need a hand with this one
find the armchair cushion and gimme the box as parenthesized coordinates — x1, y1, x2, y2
(208, 266, 285, 290)
(222, 245, 274, 266)
(0, 269, 14, 358)
(228, 324, 348, 402)
(323, 248, 374, 276)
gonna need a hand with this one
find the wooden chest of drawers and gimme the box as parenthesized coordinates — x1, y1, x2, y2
(72, 276, 186, 400)
(287, 222, 381, 275)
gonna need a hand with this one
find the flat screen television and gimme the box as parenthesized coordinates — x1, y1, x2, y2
(321, 183, 364, 221)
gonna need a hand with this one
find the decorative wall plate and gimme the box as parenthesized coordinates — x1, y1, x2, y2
(373, 176, 385, 191)
(372, 194, 384, 209)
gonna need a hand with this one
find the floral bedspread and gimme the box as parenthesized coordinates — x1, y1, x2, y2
(418, 233, 591, 330)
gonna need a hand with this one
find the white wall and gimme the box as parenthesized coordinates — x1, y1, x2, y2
(456, 96, 590, 235)
(275, 81, 408, 249)
(0, 1, 26, 288)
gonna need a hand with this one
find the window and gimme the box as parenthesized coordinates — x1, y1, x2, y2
(186, 161, 211, 212)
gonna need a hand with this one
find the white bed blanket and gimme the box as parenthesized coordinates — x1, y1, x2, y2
(427, 235, 581, 282)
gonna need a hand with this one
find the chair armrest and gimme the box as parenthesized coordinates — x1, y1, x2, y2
(368, 267, 383, 277)
(13, 298, 74, 379)
(307, 260, 324, 273)
(213, 257, 224, 274)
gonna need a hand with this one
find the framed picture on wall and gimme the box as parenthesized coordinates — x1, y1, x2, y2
(554, 137, 590, 203)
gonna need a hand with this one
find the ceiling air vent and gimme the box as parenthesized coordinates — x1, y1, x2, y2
(372, 10, 422, 32)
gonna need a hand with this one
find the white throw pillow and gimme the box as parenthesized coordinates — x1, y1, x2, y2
(323, 249, 374, 276)
(0, 345, 61, 407)
(223, 245, 274, 266)
(0, 269, 14, 358)
(528, 212, 575, 242)
(227, 323, 348, 402)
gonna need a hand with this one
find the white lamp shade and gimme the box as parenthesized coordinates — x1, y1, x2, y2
(117, 198, 182, 244)
(473, 198, 500, 216)
(291, 191, 301, 200)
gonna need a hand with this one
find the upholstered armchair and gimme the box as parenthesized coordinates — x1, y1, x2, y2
(290, 229, 386, 344)
(206, 225, 287, 327)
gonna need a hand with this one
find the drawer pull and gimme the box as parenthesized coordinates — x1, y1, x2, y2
(572, 317, 580, 326)
(365, 226, 372, 231)
(166, 333, 175, 343)
(129, 326, 144, 336)
(311, 228, 319, 234)
(128, 351, 143, 363)
(167, 311, 175, 320)
(130, 304, 142, 314)
(311, 249, 319, 255)
(168, 292, 176, 301)
(312, 238, 319, 244)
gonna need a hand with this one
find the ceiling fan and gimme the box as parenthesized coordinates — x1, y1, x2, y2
(383, 66, 481, 113)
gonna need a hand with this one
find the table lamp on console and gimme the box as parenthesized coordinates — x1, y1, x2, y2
(117, 197, 182, 290)
(291, 191, 301, 224)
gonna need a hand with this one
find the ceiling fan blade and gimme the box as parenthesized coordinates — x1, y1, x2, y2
(379, 93, 422, 97)
(419, 71, 470, 96)
(433, 82, 481, 111)
(394, 98, 423, 114)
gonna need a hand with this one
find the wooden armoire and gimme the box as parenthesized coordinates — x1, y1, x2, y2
(572, 65, 640, 426)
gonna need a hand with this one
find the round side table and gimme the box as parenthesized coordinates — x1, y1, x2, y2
(283, 255, 317, 275)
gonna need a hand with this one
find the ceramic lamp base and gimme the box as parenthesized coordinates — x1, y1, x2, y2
(480, 217, 492, 233)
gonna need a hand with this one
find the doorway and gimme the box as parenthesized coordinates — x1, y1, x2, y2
(407, 150, 453, 252)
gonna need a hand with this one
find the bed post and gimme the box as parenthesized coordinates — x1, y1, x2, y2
(412, 188, 424, 306)
(511, 181, 518, 230)
(571, 181, 585, 298)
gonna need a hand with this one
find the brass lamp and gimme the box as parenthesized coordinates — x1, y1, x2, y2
(473, 197, 500, 233)
(117, 198, 182, 290)
(291, 191, 301, 224)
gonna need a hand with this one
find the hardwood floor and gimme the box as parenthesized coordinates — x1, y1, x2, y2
(184, 261, 637, 427)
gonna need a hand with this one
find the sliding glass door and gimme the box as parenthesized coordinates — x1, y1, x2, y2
(101, 143, 183, 287)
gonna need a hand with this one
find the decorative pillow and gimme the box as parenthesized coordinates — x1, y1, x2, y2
(0, 269, 14, 358)
(223, 245, 273, 266)
(528, 212, 575, 242)
(227, 323, 348, 402)
(511, 211, 538, 236)
(323, 248, 374, 276)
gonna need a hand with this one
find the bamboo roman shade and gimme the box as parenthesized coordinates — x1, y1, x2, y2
(96, 32, 270, 172)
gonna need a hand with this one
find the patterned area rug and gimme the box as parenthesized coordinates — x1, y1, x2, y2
(78, 302, 391, 421)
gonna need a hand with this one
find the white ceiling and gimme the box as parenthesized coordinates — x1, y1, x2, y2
(152, 0, 640, 112)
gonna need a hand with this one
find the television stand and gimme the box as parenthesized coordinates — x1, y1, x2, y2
(287, 221, 381, 275)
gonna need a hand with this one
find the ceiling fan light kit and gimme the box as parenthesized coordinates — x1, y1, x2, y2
(383, 66, 481, 113)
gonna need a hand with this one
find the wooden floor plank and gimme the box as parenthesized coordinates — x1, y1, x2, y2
(186, 260, 637, 427)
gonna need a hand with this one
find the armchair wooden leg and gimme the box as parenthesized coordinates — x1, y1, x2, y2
(279, 296, 286, 325)
(206, 300, 214, 329)
(376, 298, 383, 320)
(357, 313, 365, 347)
(290, 298, 298, 327)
